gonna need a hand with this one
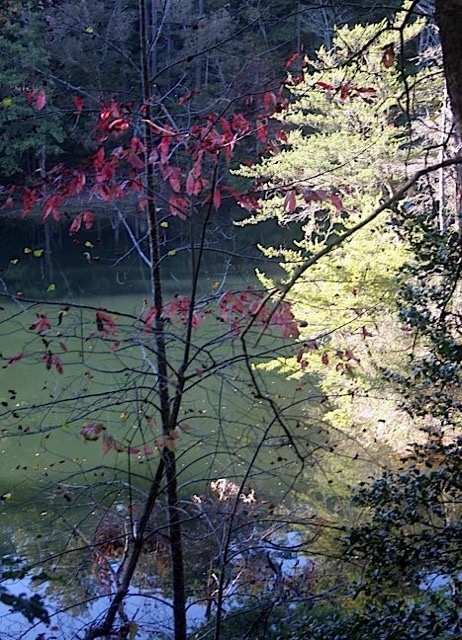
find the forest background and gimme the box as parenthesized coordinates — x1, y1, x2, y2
(0, 1, 461, 639)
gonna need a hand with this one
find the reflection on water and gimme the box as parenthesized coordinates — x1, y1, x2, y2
(0, 210, 285, 299)
(1, 572, 207, 640)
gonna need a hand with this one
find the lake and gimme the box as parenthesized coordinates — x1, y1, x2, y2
(0, 212, 332, 638)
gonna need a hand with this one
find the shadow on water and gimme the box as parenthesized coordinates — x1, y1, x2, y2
(0, 206, 292, 299)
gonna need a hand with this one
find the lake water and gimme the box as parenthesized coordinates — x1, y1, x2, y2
(0, 213, 331, 638)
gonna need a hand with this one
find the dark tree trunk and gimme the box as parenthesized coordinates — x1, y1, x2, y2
(435, 0, 462, 231)
(435, 0, 462, 137)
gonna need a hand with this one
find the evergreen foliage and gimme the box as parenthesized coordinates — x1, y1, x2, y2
(0, 12, 65, 179)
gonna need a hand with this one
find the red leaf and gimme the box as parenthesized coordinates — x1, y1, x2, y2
(42, 351, 53, 371)
(168, 195, 189, 219)
(29, 314, 51, 335)
(81, 423, 106, 441)
(315, 81, 333, 91)
(144, 305, 158, 329)
(102, 434, 115, 456)
(263, 91, 277, 113)
(96, 158, 117, 183)
(231, 112, 250, 135)
(356, 87, 377, 95)
(164, 295, 201, 328)
(41, 351, 62, 373)
(35, 90, 47, 111)
(329, 194, 344, 211)
(68, 170, 86, 196)
(284, 190, 297, 213)
(222, 186, 259, 212)
(69, 215, 82, 236)
(22, 187, 38, 216)
(25, 88, 35, 106)
(340, 84, 350, 100)
(130, 135, 145, 154)
(159, 135, 171, 165)
(82, 210, 94, 229)
(178, 88, 198, 105)
(124, 151, 144, 170)
(96, 310, 118, 336)
(1, 195, 14, 210)
(236, 193, 259, 212)
(165, 165, 182, 192)
(102, 434, 139, 456)
(213, 187, 221, 209)
(43, 194, 63, 221)
(148, 147, 159, 164)
(74, 95, 84, 114)
(69, 210, 93, 235)
(3, 352, 26, 367)
(54, 356, 64, 374)
(255, 118, 267, 143)
(275, 129, 288, 143)
(219, 117, 233, 140)
(361, 325, 373, 338)
(107, 118, 129, 134)
(93, 147, 105, 172)
(381, 43, 395, 68)
(271, 301, 299, 338)
(345, 349, 360, 362)
(302, 188, 324, 204)
(191, 150, 203, 179)
(285, 51, 299, 68)
(321, 353, 329, 365)
(186, 170, 198, 196)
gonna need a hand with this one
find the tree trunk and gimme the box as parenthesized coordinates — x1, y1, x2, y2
(435, 0, 462, 232)
(435, 0, 462, 137)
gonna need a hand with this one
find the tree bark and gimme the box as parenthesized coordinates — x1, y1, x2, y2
(435, 0, 462, 232)
(435, 0, 462, 137)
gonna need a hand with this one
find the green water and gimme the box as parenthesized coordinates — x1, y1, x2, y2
(0, 294, 322, 498)
(0, 214, 324, 507)
(0, 215, 329, 637)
